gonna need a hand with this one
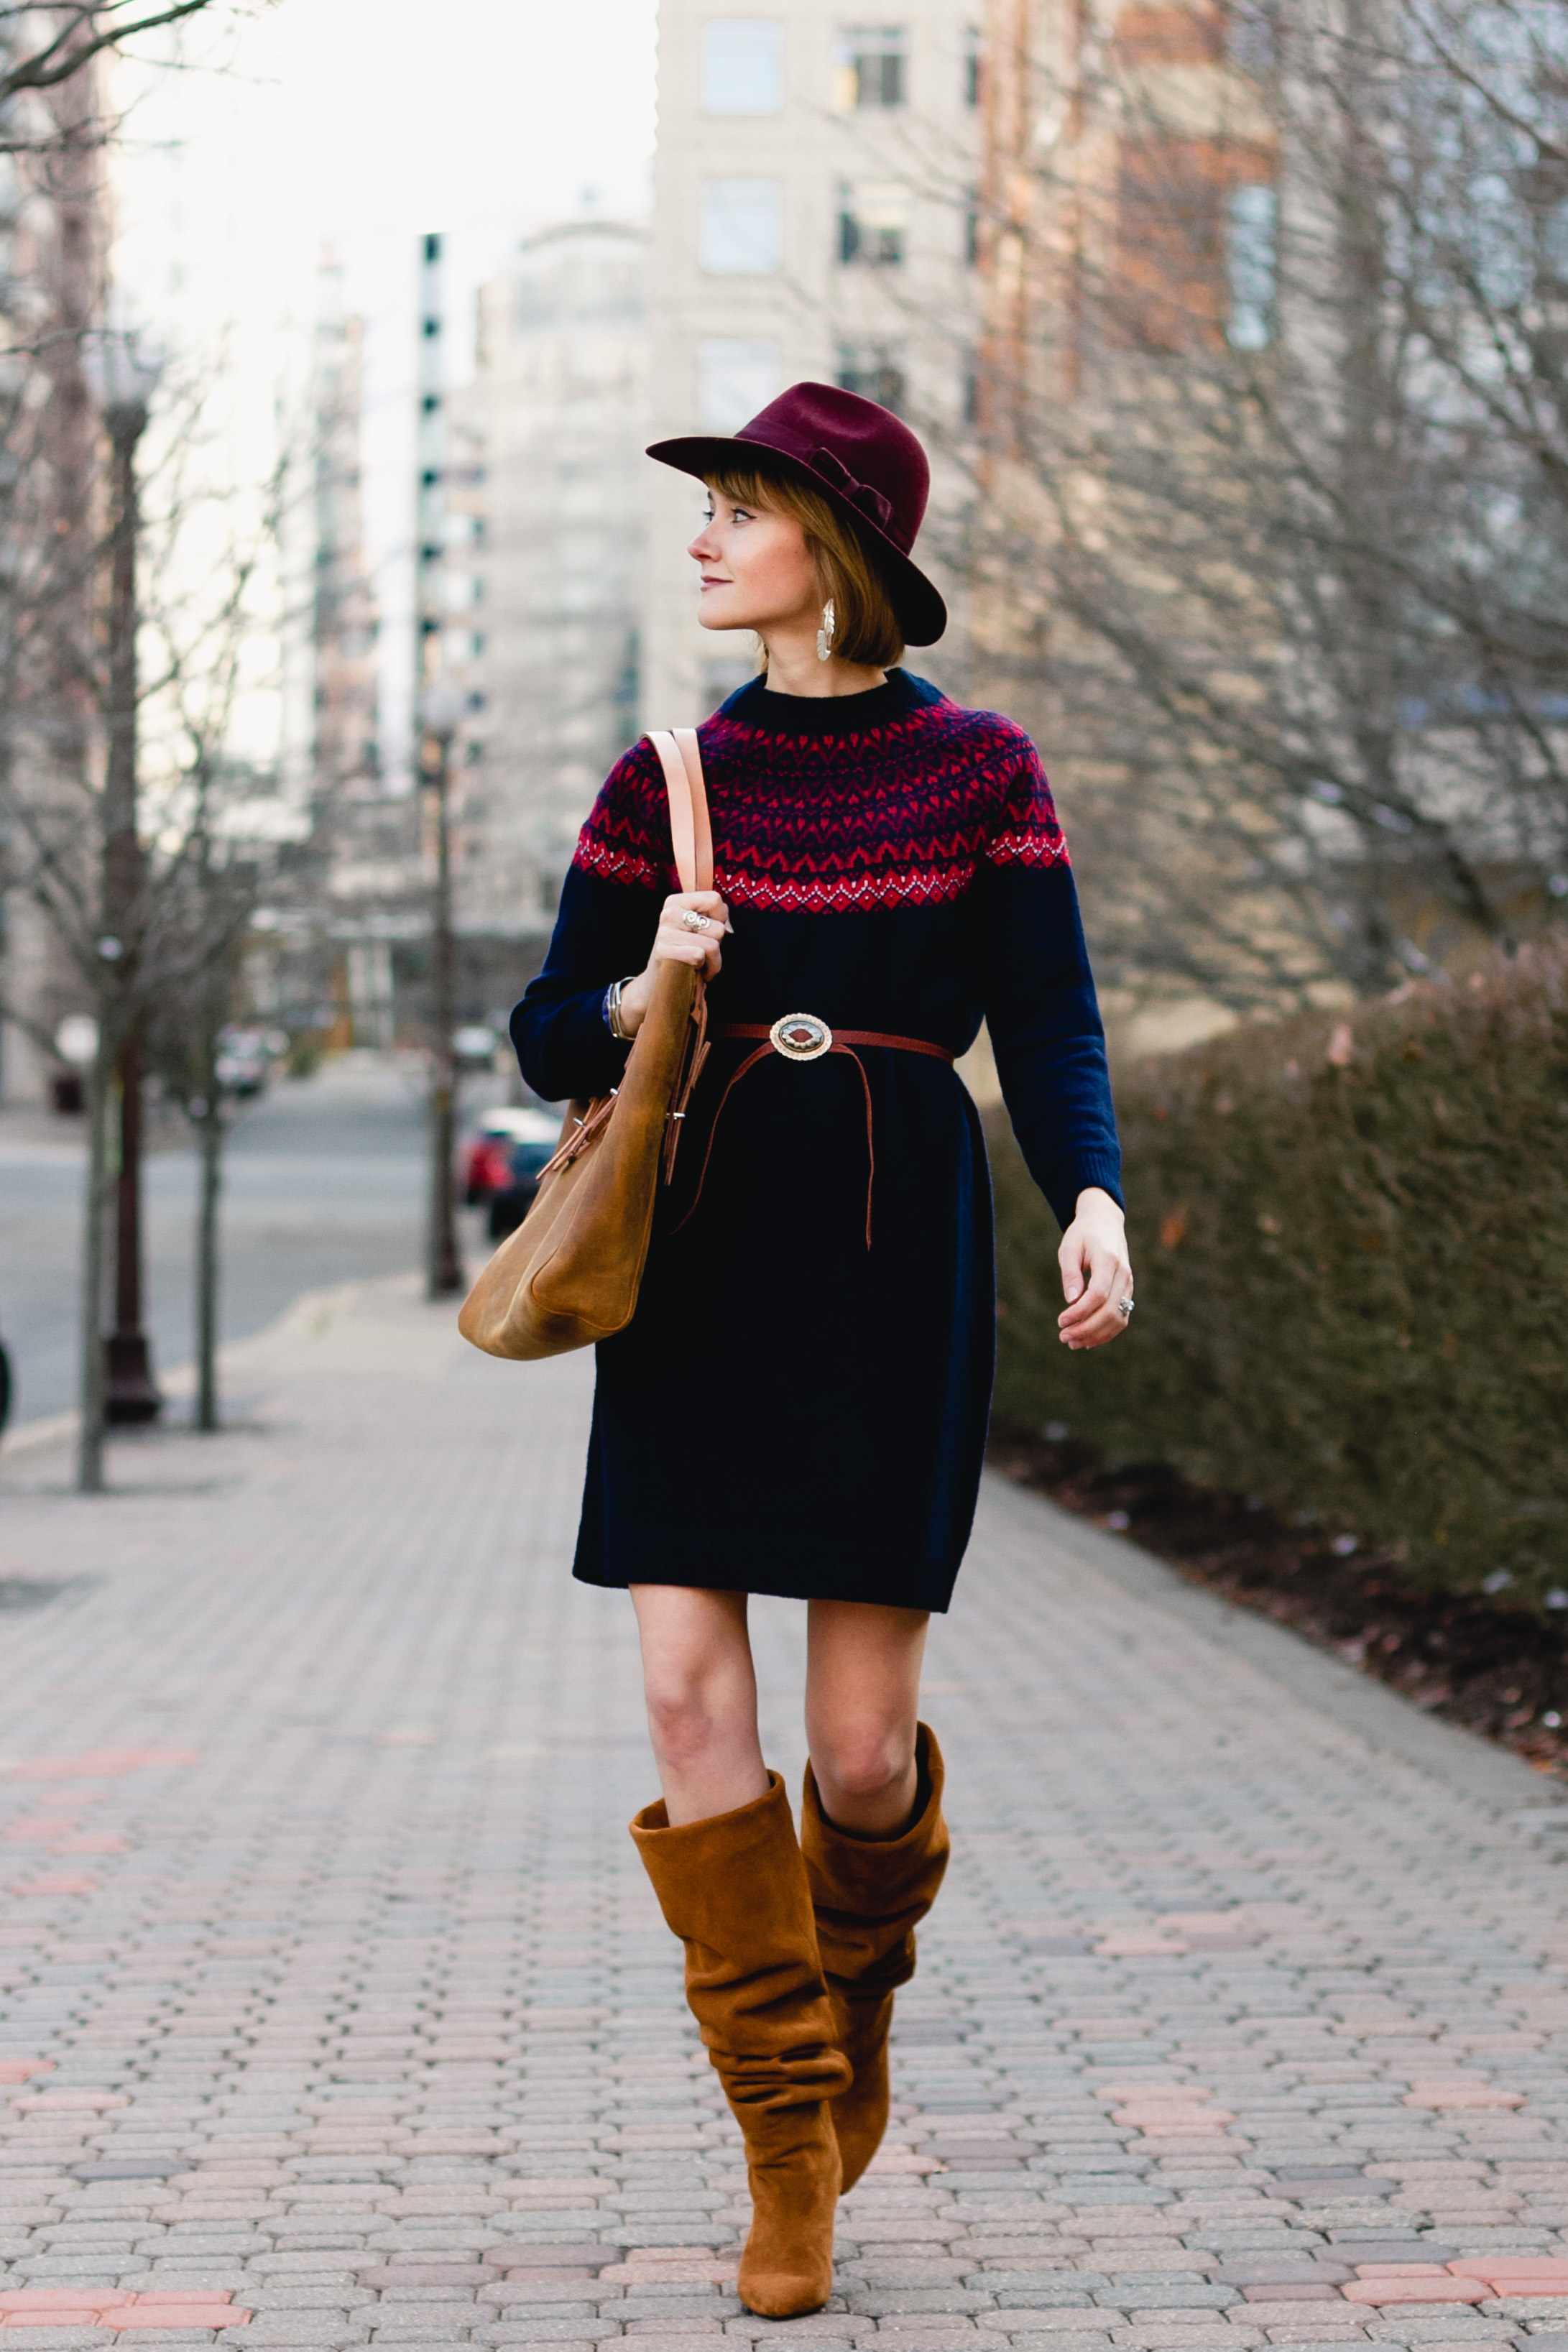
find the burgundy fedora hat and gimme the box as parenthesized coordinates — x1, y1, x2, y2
(647, 380, 948, 646)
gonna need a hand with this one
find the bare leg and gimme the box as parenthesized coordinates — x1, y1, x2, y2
(630, 1584, 769, 1825)
(804, 1599, 930, 1837)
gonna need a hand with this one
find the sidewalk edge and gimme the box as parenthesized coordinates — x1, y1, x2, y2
(0, 1270, 420, 1461)
(979, 1467, 1550, 1810)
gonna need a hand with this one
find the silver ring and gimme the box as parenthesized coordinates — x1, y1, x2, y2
(680, 909, 710, 933)
(1117, 1296, 1135, 1318)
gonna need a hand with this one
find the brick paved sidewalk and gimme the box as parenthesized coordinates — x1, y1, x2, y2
(4, 1273, 1568, 2352)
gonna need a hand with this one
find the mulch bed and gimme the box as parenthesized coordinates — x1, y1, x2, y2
(988, 1422, 1568, 1781)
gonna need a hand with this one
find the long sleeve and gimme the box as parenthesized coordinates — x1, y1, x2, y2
(975, 742, 1122, 1228)
(510, 739, 673, 1104)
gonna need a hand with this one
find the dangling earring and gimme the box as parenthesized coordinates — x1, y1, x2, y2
(816, 598, 836, 663)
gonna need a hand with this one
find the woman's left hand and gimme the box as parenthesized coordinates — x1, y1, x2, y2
(1057, 1188, 1134, 1350)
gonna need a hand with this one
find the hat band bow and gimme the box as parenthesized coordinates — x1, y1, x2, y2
(805, 446, 895, 535)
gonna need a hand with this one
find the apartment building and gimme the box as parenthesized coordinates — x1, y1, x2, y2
(443, 221, 649, 931)
(643, 0, 982, 725)
(312, 273, 382, 813)
(305, 262, 426, 1050)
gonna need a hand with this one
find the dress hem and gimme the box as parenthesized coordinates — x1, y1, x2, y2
(573, 1558, 960, 1613)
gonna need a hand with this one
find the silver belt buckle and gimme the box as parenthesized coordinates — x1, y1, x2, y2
(770, 1012, 833, 1062)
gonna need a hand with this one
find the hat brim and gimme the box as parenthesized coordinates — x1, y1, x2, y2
(647, 433, 949, 647)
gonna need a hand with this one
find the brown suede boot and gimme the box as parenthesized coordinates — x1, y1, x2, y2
(630, 1772, 851, 2318)
(801, 1723, 950, 2192)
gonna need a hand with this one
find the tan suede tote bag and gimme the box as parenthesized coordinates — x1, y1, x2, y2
(457, 729, 712, 1361)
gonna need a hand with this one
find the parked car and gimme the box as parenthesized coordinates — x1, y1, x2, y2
(485, 1114, 565, 1240)
(215, 1025, 274, 1097)
(453, 1025, 499, 1072)
(461, 1107, 562, 1209)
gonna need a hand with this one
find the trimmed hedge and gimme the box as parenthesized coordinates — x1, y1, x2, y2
(990, 943, 1568, 1612)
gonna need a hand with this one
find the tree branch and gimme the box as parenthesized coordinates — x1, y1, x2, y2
(0, 0, 224, 101)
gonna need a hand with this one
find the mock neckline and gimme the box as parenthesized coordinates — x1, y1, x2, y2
(719, 668, 927, 737)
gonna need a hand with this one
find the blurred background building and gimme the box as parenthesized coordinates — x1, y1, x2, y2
(642, 0, 980, 723)
(306, 254, 420, 1053)
(444, 221, 649, 928)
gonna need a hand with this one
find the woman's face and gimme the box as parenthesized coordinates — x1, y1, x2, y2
(688, 485, 819, 634)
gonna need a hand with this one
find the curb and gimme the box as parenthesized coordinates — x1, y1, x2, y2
(0, 1271, 423, 1463)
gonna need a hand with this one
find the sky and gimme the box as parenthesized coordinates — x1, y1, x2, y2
(111, 0, 658, 788)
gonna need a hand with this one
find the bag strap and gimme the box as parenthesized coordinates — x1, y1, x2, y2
(644, 729, 713, 1186)
(673, 728, 713, 892)
(646, 728, 713, 895)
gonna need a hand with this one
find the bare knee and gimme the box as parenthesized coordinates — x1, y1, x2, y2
(642, 1661, 747, 1776)
(813, 1724, 911, 1804)
(643, 1679, 710, 1773)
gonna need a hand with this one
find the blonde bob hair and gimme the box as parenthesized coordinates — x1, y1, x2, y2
(706, 464, 905, 672)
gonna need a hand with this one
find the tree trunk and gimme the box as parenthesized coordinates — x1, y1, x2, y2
(75, 1028, 114, 1492)
(195, 1107, 222, 1432)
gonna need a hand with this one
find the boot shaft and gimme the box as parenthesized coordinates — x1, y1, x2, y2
(801, 1723, 951, 1995)
(630, 1771, 851, 2103)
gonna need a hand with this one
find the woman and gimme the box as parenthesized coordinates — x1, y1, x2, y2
(512, 383, 1132, 2319)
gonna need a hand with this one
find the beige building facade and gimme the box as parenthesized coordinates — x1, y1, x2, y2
(643, 0, 982, 727)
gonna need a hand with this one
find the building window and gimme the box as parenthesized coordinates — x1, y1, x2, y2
(1545, 196, 1568, 283)
(836, 343, 905, 412)
(964, 188, 980, 268)
(1227, 182, 1277, 348)
(702, 18, 784, 113)
(838, 181, 907, 267)
(700, 178, 784, 273)
(835, 25, 906, 109)
(699, 338, 782, 429)
(963, 22, 982, 106)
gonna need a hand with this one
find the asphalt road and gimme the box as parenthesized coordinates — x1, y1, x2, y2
(0, 1052, 500, 1431)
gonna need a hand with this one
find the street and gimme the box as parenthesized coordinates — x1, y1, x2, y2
(0, 1056, 496, 1431)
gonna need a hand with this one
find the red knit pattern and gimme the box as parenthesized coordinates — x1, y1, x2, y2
(573, 693, 1069, 912)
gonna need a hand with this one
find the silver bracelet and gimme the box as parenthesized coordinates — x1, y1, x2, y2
(607, 976, 637, 1043)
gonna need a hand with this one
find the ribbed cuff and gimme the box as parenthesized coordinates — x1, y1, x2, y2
(1043, 1152, 1125, 1227)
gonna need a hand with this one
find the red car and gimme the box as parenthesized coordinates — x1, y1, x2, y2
(461, 1108, 562, 1207)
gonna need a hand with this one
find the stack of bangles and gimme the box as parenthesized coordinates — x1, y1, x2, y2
(605, 976, 638, 1042)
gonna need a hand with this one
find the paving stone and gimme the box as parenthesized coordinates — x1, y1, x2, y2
(989, 2333, 1116, 2348)
(1104, 2331, 1265, 2351)
(844, 2294, 993, 2317)
(468, 2328, 627, 2343)
(216, 2333, 365, 2348)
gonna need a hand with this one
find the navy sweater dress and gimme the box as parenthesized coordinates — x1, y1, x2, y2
(512, 670, 1122, 1613)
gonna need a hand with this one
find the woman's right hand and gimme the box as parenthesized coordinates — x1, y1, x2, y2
(616, 891, 732, 1038)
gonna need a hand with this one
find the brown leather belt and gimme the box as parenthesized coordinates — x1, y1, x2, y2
(673, 1013, 956, 1247)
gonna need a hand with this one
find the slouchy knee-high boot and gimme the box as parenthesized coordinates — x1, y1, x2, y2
(801, 1723, 950, 2192)
(630, 1772, 852, 2318)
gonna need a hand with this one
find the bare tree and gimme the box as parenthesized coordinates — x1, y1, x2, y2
(0, 2, 272, 149)
(144, 784, 277, 1436)
(0, 0, 290, 1474)
(0, 354, 292, 1480)
(961, 0, 1568, 1014)
(139, 443, 290, 1436)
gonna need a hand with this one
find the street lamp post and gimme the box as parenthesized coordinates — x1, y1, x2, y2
(86, 328, 165, 1426)
(422, 686, 465, 1300)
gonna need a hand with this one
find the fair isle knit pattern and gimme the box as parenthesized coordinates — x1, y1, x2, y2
(572, 690, 1069, 915)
